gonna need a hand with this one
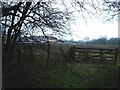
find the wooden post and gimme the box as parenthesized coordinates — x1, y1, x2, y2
(46, 39, 50, 69)
(73, 46, 75, 61)
(115, 48, 117, 65)
(100, 49, 103, 63)
(86, 49, 89, 62)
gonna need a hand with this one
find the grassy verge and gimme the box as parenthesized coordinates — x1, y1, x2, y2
(48, 63, 118, 88)
(3, 43, 119, 88)
(3, 56, 118, 88)
(13, 57, 118, 88)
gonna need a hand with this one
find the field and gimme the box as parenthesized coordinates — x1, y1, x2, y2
(2, 43, 119, 88)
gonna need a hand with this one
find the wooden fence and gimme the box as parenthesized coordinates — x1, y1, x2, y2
(70, 46, 118, 64)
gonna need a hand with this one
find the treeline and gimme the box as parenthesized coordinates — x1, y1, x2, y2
(85, 37, 120, 45)
(58, 37, 120, 45)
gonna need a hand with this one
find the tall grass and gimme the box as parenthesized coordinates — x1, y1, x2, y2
(3, 43, 119, 88)
(48, 63, 118, 88)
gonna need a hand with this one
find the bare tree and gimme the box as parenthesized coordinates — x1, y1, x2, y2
(61, 0, 119, 22)
(2, 0, 118, 51)
(1, 1, 72, 53)
(1, 0, 119, 63)
(1, 1, 76, 70)
(102, 0, 120, 21)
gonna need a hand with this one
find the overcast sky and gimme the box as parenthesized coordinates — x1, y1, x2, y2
(59, 0, 119, 41)
(40, 0, 119, 41)
(5, 0, 118, 41)
(65, 18, 118, 41)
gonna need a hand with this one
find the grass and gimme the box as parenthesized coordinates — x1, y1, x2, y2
(14, 57, 118, 88)
(48, 63, 118, 88)
(3, 43, 119, 88)
(4, 60, 118, 88)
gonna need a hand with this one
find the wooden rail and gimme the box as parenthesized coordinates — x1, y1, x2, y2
(70, 46, 118, 64)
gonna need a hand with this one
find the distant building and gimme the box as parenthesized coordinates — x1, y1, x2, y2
(20, 36, 57, 43)
(47, 36, 57, 43)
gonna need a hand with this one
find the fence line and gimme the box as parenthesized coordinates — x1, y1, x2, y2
(71, 46, 118, 64)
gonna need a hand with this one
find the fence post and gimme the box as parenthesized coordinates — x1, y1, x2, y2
(100, 49, 103, 63)
(115, 48, 117, 65)
(86, 49, 89, 62)
(73, 46, 75, 61)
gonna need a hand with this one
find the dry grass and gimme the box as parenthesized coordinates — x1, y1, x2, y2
(3, 43, 119, 88)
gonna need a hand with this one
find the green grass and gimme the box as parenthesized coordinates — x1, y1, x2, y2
(3, 43, 119, 88)
(3, 54, 118, 88)
(3, 58, 118, 88)
(47, 63, 118, 88)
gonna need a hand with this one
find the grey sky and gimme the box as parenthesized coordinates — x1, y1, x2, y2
(2, 0, 118, 41)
